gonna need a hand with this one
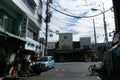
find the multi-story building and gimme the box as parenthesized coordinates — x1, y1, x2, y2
(59, 33, 73, 50)
(12, 0, 42, 53)
(48, 33, 94, 62)
(0, 0, 42, 76)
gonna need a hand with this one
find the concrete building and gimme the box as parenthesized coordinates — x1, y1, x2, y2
(59, 33, 73, 50)
(47, 42, 56, 50)
(12, 0, 42, 53)
(0, 0, 42, 76)
(48, 34, 93, 62)
(80, 37, 92, 49)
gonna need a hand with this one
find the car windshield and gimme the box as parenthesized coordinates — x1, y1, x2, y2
(38, 57, 48, 61)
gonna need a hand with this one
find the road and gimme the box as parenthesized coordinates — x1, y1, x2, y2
(24, 62, 101, 80)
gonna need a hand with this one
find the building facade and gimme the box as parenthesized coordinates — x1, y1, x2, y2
(59, 33, 73, 50)
(80, 37, 92, 49)
(12, 0, 42, 53)
(48, 34, 94, 62)
(47, 42, 56, 50)
(0, 0, 42, 76)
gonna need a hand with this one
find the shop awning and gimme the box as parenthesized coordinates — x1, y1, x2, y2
(7, 32, 26, 42)
(0, 29, 26, 43)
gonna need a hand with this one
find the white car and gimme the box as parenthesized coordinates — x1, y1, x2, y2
(36, 56, 55, 71)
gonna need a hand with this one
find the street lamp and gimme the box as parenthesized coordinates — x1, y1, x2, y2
(91, 3, 109, 51)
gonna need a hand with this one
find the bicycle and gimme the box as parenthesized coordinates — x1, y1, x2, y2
(88, 64, 98, 76)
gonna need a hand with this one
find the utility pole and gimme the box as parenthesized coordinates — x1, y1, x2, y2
(91, 2, 109, 51)
(45, 0, 49, 56)
(93, 19, 97, 46)
(45, 0, 52, 56)
(93, 19, 98, 60)
(102, 2, 109, 50)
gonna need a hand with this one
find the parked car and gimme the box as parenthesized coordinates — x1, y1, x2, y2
(35, 56, 55, 71)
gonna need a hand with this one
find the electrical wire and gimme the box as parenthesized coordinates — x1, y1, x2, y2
(50, 22, 69, 32)
(52, 16, 104, 26)
(51, 18, 91, 27)
(51, 20, 115, 38)
(42, 0, 115, 40)
(50, 4, 112, 18)
(50, 21, 95, 34)
(43, 0, 104, 18)
(51, 19, 92, 28)
(43, 1, 114, 29)
(51, 18, 105, 29)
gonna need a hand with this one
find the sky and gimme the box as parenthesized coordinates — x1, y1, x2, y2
(40, 0, 115, 43)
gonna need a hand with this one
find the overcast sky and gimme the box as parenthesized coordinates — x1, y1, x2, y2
(41, 0, 115, 43)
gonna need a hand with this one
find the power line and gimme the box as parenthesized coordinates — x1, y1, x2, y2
(51, 19, 92, 28)
(44, 1, 102, 18)
(49, 22, 113, 41)
(51, 20, 114, 37)
(50, 21, 94, 34)
(50, 4, 112, 18)
(52, 16, 104, 26)
(51, 18, 105, 29)
(50, 22, 69, 32)
(43, 1, 114, 29)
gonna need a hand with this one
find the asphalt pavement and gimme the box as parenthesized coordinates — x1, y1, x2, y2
(0, 62, 108, 80)
(25, 62, 102, 80)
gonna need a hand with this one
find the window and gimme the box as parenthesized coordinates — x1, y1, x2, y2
(64, 36, 67, 39)
(4, 15, 15, 33)
(0, 9, 15, 33)
(33, 32, 38, 41)
(27, 29, 38, 41)
(22, 0, 36, 13)
(27, 29, 33, 39)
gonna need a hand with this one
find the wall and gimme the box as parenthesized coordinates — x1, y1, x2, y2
(80, 37, 91, 49)
(59, 33, 73, 50)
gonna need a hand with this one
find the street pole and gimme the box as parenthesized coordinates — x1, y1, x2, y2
(93, 19, 98, 60)
(91, 3, 109, 51)
(93, 19, 97, 46)
(102, 2, 109, 51)
(45, 0, 49, 56)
